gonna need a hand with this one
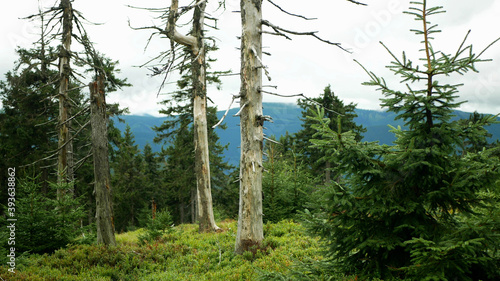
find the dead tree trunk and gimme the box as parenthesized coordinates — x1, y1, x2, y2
(57, 0, 74, 197)
(235, 0, 264, 254)
(166, 0, 219, 232)
(191, 1, 219, 232)
(90, 75, 116, 246)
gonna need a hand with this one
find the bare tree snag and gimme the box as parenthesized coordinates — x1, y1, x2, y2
(90, 75, 117, 246)
(192, 0, 220, 233)
(231, 0, 364, 254)
(57, 0, 74, 197)
(166, 0, 199, 54)
(166, 0, 219, 232)
(235, 0, 264, 254)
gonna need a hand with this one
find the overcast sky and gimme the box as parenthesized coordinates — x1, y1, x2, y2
(1, 0, 499, 116)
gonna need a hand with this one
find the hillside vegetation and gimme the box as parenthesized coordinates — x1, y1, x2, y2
(113, 104, 500, 166)
(0, 220, 330, 281)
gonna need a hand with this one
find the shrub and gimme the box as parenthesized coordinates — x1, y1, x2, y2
(0, 220, 324, 280)
(138, 209, 174, 244)
(0, 176, 84, 258)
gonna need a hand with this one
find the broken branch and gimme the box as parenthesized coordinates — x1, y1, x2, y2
(261, 20, 350, 52)
(213, 94, 240, 129)
(251, 46, 271, 81)
(259, 89, 344, 116)
(264, 136, 281, 145)
(234, 101, 248, 117)
(267, 0, 317, 20)
(346, 0, 367, 6)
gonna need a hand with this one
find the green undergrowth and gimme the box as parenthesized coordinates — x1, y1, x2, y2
(0, 220, 325, 281)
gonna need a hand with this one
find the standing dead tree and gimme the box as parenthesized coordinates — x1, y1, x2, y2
(167, 0, 219, 232)
(57, 0, 75, 197)
(189, 1, 221, 233)
(234, 0, 366, 254)
(26, 0, 92, 195)
(25, 0, 129, 246)
(130, 0, 221, 232)
(234, 0, 265, 254)
(90, 74, 117, 246)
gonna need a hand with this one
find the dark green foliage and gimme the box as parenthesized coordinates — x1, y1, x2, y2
(0, 44, 128, 211)
(160, 119, 197, 223)
(294, 85, 366, 183)
(262, 137, 319, 223)
(157, 106, 235, 224)
(213, 169, 240, 220)
(257, 86, 364, 225)
(304, 2, 500, 280)
(111, 125, 148, 232)
(108, 132, 166, 233)
(0, 177, 84, 259)
(73, 223, 98, 246)
(0, 47, 60, 207)
(138, 209, 174, 244)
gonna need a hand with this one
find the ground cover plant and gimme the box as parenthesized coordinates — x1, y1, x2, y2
(0, 220, 326, 280)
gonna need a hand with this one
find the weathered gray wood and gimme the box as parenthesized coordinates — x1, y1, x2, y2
(90, 76, 116, 246)
(166, 0, 219, 232)
(235, 0, 264, 254)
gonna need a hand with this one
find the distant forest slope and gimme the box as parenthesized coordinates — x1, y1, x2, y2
(112, 103, 500, 166)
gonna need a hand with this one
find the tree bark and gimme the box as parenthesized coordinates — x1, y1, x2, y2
(179, 202, 186, 224)
(90, 75, 116, 246)
(235, 0, 264, 254)
(57, 0, 74, 197)
(191, 186, 197, 223)
(192, 1, 219, 232)
(166, 0, 219, 232)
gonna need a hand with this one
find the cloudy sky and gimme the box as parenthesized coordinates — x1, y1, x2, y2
(1, 0, 499, 116)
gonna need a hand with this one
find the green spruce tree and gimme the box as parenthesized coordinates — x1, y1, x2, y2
(294, 85, 365, 183)
(160, 118, 196, 224)
(0, 47, 59, 196)
(262, 136, 319, 223)
(306, 1, 500, 280)
(111, 125, 147, 232)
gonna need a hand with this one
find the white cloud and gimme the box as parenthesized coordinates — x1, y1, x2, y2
(1, 0, 499, 116)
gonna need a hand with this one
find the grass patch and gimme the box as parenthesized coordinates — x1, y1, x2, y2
(116, 228, 145, 246)
(0, 220, 324, 280)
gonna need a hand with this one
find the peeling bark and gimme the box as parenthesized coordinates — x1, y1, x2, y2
(90, 75, 116, 246)
(235, 0, 264, 254)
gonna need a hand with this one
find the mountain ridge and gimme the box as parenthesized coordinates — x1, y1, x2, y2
(111, 103, 500, 166)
